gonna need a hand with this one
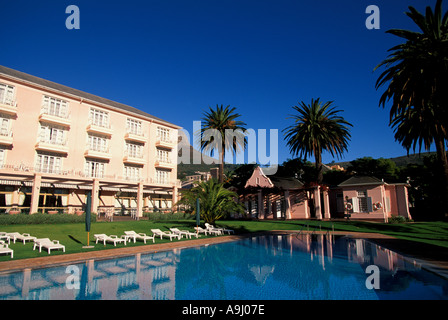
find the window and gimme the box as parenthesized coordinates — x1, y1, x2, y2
(0, 117, 10, 137)
(36, 153, 62, 174)
(156, 169, 169, 184)
(89, 108, 110, 128)
(355, 190, 372, 213)
(39, 124, 67, 145)
(0, 83, 15, 106)
(87, 134, 109, 153)
(125, 142, 143, 158)
(124, 165, 141, 181)
(0, 148, 5, 167)
(157, 127, 170, 142)
(42, 96, 69, 118)
(84, 160, 106, 178)
(126, 118, 143, 135)
(157, 149, 170, 163)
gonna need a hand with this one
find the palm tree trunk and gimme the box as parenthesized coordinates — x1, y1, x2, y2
(315, 150, 323, 185)
(219, 147, 225, 184)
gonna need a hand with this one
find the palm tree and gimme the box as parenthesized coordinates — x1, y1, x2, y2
(199, 104, 247, 183)
(177, 179, 244, 224)
(283, 98, 352, 184)
(375, 0, 448, 217)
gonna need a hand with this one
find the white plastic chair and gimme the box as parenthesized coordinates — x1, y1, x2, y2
(124, 231, 155, 244)
(94, 234, 127, 246)
(151, 229, 180, 241)
(0, 240, 13, 258)
(34, 238, 65, 254)
(170, 228, 199, 239)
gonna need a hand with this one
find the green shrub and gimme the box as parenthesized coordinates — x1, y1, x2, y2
(0, 213, 96, 225)
(144, 211, 195, 221)
(388, 215, 410, 224)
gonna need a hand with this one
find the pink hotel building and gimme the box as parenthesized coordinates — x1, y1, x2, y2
(0, 65, 180, 217)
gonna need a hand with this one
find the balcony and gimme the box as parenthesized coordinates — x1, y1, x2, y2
(35, 139, 69, 154)
(124, 131, 147, 144)
(84, 146, 112, 160)
(155, 159, 175, 170)
(0, 130, 13, 146)
(155, 138, 175, 149)
(123, 151, 146, 165)
(39, 108, 71, 127)
(0, 98, 17, 116)
(86, 120, 113, 136)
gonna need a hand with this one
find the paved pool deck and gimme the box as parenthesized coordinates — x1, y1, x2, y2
(0, 231, 447, 279)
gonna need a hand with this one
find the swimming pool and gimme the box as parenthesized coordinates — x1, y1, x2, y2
(0, 234, 447, 300)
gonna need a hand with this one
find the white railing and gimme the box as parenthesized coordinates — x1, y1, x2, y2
(124, 150, 144, 159)
(0, 163, 180, 187)
(0, 96, 16, 107)
(38, 137, 67, 146)
(86, 144, 110, 153)
(40, 105, 70, 119)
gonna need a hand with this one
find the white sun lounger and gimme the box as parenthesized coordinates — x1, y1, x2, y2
(6, 232, 37, 244)
(151, 229, 180, 241)
(205, 223, 235, 235)
(33, 238, 65, 254)
(0, 240, 13, 258)
(124, 231, 155, 244)
(0, 232, 11, 244)
(170, 228, 199, 239)
(94, 234, 127, 246)
(195, 226, 220, 236)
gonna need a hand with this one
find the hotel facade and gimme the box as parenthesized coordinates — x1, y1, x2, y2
(0, 65, 180, 217)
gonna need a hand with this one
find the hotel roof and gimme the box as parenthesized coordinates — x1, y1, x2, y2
(0, 65, 180, 129)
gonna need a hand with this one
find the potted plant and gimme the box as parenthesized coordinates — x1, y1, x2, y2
(8, 207, 20, 215)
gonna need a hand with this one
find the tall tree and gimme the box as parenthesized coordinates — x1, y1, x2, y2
(283, 98, 352, 184)
(199, 105, 247, 183)
(177, 179, 244, 224)
(375, 0, 448, 217)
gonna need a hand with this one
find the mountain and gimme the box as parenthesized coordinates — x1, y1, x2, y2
(328, 151, 438, 169)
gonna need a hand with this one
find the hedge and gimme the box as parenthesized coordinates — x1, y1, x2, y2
(0, 213, 97, 225)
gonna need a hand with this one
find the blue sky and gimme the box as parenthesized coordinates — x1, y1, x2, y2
(0, 0, 441, 166)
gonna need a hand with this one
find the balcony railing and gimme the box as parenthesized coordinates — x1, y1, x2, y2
(155, 137, 175, 149)
(123, 151, 146, 165)
(39, 105, 71, 126)
(0, 129, 13, 146)
(86, 118, 113, 136)
(35, 138, 69, 154)
(84, 144, 112, 160)
(124, 129, 147, 143)
(0, 97, 17, 115)
(155, 158, 175, 169)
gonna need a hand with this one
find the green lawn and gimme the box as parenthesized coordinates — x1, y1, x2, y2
(1, 219, 447, 262)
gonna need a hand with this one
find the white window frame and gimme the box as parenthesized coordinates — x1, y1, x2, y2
(157, 149, 171, 163)
(0, 83, 15, 106)
(87, 134, 109, 153)
(42, 95, 69, 118)
(157, 127, 170, 142)
(39, 124, 67, 145)
(89, 108, 110, 128)
(124, 165, 141, 181)
(0, 117, 11, 137)
(84, 160, 106, 178)
(156, 169, 169, 184)
(36, 153, 62, 174)
(125, 142, 143, 158)
(126, 118, 143, 136)
(0, 148, 6, 167)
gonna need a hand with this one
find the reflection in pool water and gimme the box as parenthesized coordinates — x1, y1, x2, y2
(0, 234, 447, 300)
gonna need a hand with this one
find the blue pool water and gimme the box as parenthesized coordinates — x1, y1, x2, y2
(0, 234, 447, 300)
